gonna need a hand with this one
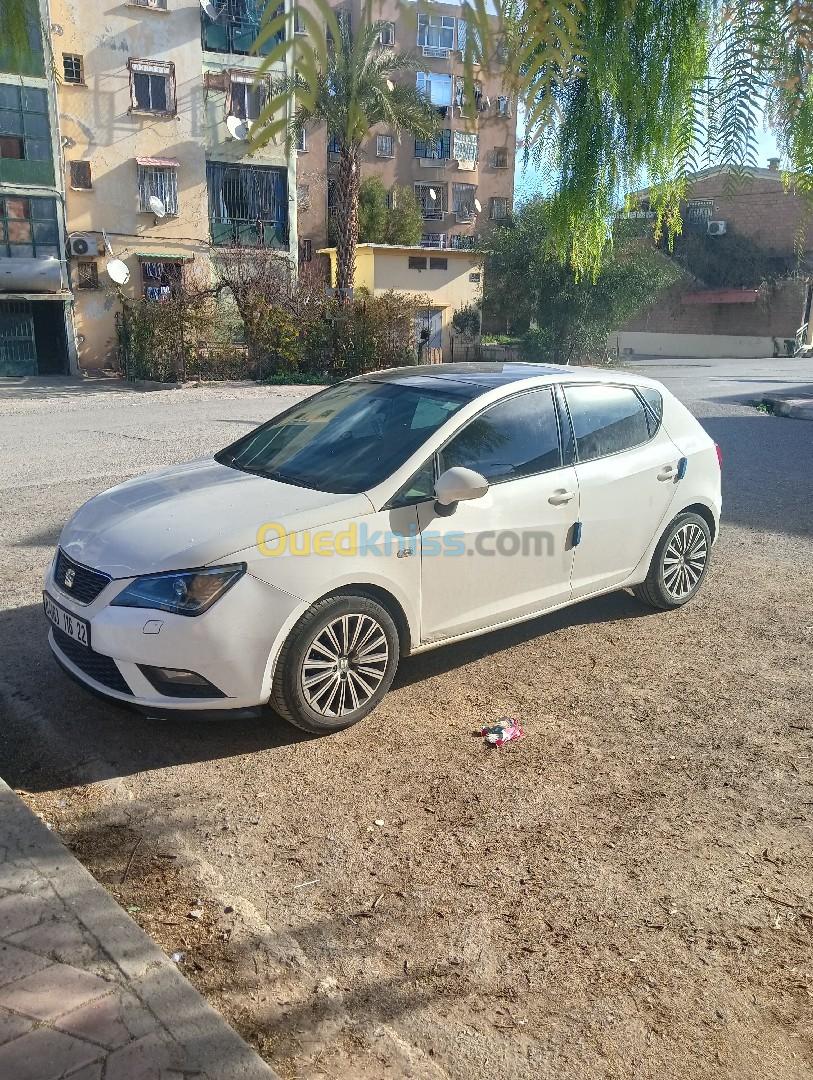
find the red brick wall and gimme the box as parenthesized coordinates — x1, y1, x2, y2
(682, 172, 809, 254)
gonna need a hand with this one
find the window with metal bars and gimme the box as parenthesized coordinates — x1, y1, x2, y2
(70, 160, 92, 190)
(376, 134, 394, 157)
(379, 22, 394, 46)
(63, 53, 83, 83)
(415, 183, 447, 218)
(452, 183, 476, 217)
(414, 129, 451, 160)
(492, 146, 509, 169)
(327, 131, 342, 156)
(300, 238, 312, 262)
(207, 161, 288, 247)
(490, 196, 509, 220)
(130, 0, 168, 9)
(201, 0, 284, 56)
(129, 58, 175, 113)
(137, 164, 179, 214)
(141, 257, 184, 300)
(75, 262, 98, 289)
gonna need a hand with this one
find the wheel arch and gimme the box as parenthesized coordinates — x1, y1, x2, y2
(676, 501, 718, 542)
(327, 584, 413, 656)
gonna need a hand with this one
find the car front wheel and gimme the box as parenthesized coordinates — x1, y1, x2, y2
(633, 511, 712, 610)
(270, 594, 400, 734)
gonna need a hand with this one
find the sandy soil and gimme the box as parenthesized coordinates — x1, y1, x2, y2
(19, 532, 813, 1080)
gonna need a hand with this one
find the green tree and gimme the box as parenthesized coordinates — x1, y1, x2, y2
(257, 7, 438, 290)
(358, 177, 390, 244)
(0, 0, 46, 77)
(386, 186, 423, 246)
(484, 198, 679, 364)
(260, 0, 813, 278)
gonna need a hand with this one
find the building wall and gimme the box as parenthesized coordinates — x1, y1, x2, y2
(296, 0, 517, 260)
(680, 170, 810, 255)
(51, 0, 296, 371)
(322, 243, 483, 359)
(0, 0, 74, 376)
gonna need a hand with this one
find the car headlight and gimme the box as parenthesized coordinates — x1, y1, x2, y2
(111, 564, 246, 617)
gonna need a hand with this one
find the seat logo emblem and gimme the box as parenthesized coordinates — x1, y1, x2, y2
(64, 568, 76, 588)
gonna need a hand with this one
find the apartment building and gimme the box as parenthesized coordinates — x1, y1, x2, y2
(296, 0, 517, 262)
(49, 0, 296, 371)
(0, 0, 74, 376)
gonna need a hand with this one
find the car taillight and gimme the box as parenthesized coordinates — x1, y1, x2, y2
(715, 443, 723, 468)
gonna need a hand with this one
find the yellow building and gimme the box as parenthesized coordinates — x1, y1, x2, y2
(319, 243, 483, 362)
(50, 0, 297, 371)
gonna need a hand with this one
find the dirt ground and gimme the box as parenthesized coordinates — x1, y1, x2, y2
(17, 536, 813, 1080)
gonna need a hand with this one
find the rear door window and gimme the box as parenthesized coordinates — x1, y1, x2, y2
(563, 384, 651, 462)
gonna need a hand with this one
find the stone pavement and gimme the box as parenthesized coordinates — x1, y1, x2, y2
(0, 780, 278, 1080)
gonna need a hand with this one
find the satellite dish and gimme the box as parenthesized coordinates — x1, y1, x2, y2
(226, 114, 249, 140)
(200, 0, 218, 18)
(385, 79, 394, 92)
(106, 259, 130, 285)
(148, 196, 166, 218)
(428, 187, 437, 200)
(473, 198, 482, 213)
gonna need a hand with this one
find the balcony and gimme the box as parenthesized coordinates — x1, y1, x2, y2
(449, 234, 479, 250)
(207, 162, 288, 248)
(421, 233, 447, 249)
(422, 46, 450, 58)
(201, 0, 283, 56)
(421, 207, 446, 220)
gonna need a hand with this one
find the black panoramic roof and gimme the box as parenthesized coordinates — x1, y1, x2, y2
(364, 362, 569, 392)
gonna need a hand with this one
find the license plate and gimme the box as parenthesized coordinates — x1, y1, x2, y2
(43, 592, 91, 649)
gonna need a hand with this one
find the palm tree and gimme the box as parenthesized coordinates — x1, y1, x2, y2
(257, 13, 440, 291)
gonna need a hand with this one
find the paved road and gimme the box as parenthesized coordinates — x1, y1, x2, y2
(0, 359, 811, 1079)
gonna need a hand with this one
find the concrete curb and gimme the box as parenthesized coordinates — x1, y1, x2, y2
(762, 393, 813, 420)
(0, 778, 279, 1079)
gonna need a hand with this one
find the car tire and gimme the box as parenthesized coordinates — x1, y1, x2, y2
(633, 511, 712, 611)
(270, 594, 400, 734)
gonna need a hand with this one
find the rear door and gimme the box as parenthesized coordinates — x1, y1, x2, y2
(562, 383, 682, 598)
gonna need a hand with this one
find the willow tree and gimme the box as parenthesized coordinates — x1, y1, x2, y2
(256, 0, 813, 279)
(253, 9, 438, 290)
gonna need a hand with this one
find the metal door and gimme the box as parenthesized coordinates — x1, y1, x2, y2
(0, 301, 37, 376)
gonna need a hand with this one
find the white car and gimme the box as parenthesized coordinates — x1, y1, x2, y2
(45, 364, 721, 732)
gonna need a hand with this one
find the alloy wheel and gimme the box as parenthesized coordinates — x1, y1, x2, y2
(300, 613, 390, 717)
(662, 522, 708, 600)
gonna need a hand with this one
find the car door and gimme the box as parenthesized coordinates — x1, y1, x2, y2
(562, 383, 682, 598)
(410, 388, 579, 643)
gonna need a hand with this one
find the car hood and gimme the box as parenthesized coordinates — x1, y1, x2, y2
(58, 458, 373, 578)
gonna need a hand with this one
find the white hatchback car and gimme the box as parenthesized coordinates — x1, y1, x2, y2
(45, 364, 721, 732)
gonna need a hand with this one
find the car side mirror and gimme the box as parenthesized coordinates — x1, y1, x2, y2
(434, 467, 489, 513)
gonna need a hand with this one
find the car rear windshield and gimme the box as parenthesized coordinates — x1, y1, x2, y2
(214, 378, 479, 493)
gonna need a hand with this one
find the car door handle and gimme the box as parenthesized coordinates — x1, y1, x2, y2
(548, 489, 576, 505)
(657, 465, 676, 481)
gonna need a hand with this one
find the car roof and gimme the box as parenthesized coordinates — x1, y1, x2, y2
(361, 362, 657, 392)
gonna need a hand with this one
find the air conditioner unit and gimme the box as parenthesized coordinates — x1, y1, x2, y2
(67, 234, 100, 257)
(707, 220, 727, 236)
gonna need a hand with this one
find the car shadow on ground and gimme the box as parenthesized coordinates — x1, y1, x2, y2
(697, 412, 813, 537)
(0, 589, 653, 793)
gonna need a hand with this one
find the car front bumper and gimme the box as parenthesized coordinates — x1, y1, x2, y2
(44, 560, 306, 714)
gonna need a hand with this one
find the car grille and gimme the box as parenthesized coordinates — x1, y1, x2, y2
(53, 549, 111, 605)
(52, 627, 133, 696)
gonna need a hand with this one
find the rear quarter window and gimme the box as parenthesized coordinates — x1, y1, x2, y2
(638, 386, 664, 435)
(564, 384, 652, 462)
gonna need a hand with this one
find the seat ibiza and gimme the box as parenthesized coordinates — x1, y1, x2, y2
(45, 363, 721, 732)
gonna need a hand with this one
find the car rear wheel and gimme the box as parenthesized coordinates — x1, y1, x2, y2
(270, 594, 400, 734)
(633, 511, 712, 610)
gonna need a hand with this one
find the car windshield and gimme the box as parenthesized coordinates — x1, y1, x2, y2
(214, 378, 479, 493)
